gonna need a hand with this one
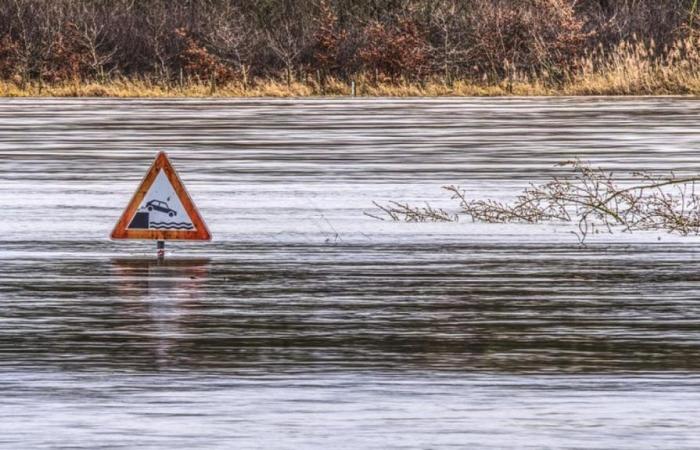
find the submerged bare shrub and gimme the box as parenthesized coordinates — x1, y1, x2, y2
(369, 160, 700, 243)
(365, 201, 457, 223)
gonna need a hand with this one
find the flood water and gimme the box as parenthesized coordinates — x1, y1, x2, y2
(1, 98, 700, 448)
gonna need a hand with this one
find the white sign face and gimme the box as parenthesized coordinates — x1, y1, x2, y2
(127, 170, 196, 231)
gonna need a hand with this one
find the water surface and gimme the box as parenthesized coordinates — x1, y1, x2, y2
(1, 98, 700, 448)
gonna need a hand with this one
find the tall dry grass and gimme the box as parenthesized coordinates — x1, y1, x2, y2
(1, 37, 698, 98)
(565, 37, 700, 95)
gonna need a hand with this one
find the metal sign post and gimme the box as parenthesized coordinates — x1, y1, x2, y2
(157, 240, 165, 260)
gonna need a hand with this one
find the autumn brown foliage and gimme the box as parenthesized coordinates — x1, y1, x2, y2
(0, 0, 697, 91)
(313, 0, 347, 76)
(175, 28, 234, 84)
(358, 18, 429, 81)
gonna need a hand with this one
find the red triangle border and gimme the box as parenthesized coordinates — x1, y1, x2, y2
(110, 152, 211, 241)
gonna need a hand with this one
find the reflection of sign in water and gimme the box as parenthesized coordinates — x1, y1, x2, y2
(111, 152, 211, 241)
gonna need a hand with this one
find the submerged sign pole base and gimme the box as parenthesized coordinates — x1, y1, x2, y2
(111, 151, 211, 253)
(157, 240, 165, 260)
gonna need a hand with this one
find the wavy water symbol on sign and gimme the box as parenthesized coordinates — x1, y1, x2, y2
(148, 221, 194, 230)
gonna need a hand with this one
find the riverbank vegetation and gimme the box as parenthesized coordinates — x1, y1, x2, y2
(1, 0, 699, 97)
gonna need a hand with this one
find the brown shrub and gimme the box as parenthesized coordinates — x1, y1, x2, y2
(175, 28, 235, 84)
(357, 17, 429, 81)
(42, 22, 92, 83)
(467, 0, 592, 81)
(313, 0, 348, 75)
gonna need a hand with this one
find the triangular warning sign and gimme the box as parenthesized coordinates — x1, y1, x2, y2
(111, 152, 211, 241)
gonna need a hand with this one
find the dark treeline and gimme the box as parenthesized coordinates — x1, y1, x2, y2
(0, 0, 697, 86)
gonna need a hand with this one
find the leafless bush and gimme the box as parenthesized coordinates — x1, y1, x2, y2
(72, 2, 117, 80)
(465, 0, 593, 82)
(203, 3, 259, 86)
(426, 0, 471, 84)
(369, 160, 700, 243)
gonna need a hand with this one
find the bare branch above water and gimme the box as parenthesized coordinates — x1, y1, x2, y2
(368, 160, 700, 243)
(364, 201, 457, 223)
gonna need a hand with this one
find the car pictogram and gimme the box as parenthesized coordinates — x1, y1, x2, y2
(146, 199, 177, 217)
